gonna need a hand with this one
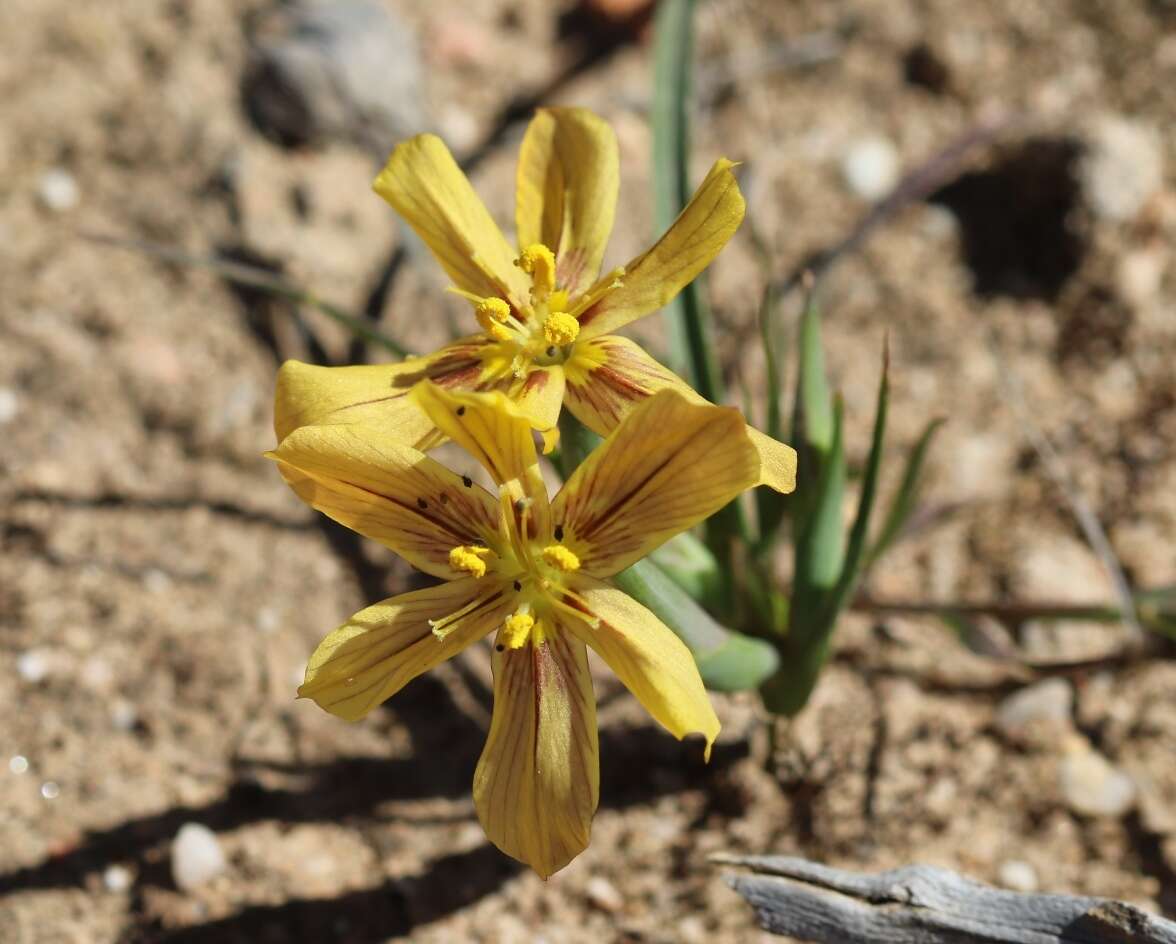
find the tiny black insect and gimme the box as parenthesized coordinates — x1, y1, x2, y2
(554, 525, 564, 541)
(456, 406, 466, 416)
(416, 498, 428, 509)
(462, 475, 473, 487)
(513, 580, 522, 591)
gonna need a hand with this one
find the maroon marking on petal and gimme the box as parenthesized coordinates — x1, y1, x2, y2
(576, 300, 604, 329)
(556, 248, 587, 291)
(433, 364, 483, 389)
(523, 369, 549, 394)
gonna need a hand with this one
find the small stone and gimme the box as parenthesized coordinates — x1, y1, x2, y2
(110, 699, 139, 731)
(585, 875, 623, 913)
(8, 755, 29, 775)
(1059, 741, 1136, 817)
(17, 649, 51, 683)
(995, 678, 1073, 739)
(0, 388, 18, 425)
(842, 136, 900, 201)
(40, 781, 60, 800)
(171, 823, 227, 891)
(81, 656, 115, 693)
(256, 607, 279, 634)
(103, 864, 133, 892)
(997, 860, 1038, 893)
(1080, 116, 1163, 222)
(1116, 249, 1166, 307)
(37, 168, 79, 212)
(143, 569, 172, 594)
(242, 0, 426, 153)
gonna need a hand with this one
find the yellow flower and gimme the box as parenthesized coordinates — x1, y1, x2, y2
(267, 382, 760, 878)
(273, 107, 796, 493)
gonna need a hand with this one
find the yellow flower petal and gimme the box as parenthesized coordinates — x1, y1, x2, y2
(267, 425, 500, 579)
(574, 158, 745, 340)
(474, 629, 598, 878)
(560, 577, 719, 758)
(411, 381, 551, 534)
(564, 335, 797, 493)
(552, 390, 759, 577)
(513, 364, 565, 433)
(374, 134, 528, 305)
(274, 360, 431, 446)
(515, 107, 619, 296)
(274, 337, 500, 447)
(299, 579, 513, 721)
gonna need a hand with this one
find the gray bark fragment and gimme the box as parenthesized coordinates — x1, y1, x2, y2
(716, 855, 1176, 944)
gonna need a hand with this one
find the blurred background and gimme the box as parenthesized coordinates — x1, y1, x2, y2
(2, 0, 1174, 941)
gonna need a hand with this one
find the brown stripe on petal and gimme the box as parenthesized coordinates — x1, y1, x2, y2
(433, 363, 484, 389)
(523, 369, 550, 394)
(556, 248, 587, 293)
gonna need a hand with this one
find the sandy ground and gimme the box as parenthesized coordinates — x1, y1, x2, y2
(2, 0, 1175, 941)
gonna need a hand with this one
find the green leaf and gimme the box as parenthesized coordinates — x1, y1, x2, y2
(755, 275, 790, 545)
(651, 0, 745, 560)
(761, 399, 844, 716)
(792, 398, 845, 628)
(613, 559, 778, 692)
(825, 342, 889, 621)
(652, 0, 722, 401)
(649, 531, 723, 604)
(865, 414, 946, 568)
(797, 289, 834, 456)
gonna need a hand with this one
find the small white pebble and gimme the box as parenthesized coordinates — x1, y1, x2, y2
(256, 607, 279, 634)
(0, 388, 18, 425)
(40, 781, 60, 800)
(1081, 116, 1162, 222)
(998, 860, 1039, 892)
(143, 569, 172, 594)
(171, 823, 226, 891)
(81, 656, 114, 692)
(110, 699, 139, 731)
(585, 875, 623, 913)
(37, 168, 80, 212)
(103, 864, 133, 892)
(17, 650, 51, 683)
(1059, 744, 1136, 817)
(8, 755, 29, 775)
(842, 136, 900, 201)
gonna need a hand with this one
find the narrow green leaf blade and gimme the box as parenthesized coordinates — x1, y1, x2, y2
(826, 343, 889, 619)
(865, 415, 946, 568)
(613, 559, 779, 692)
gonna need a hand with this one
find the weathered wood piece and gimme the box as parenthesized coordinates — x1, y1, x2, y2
(717, 854, 1176, 944)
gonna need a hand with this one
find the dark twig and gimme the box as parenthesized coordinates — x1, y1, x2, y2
(986, 330, 1144, 647)
(773, 113, 1020, 299)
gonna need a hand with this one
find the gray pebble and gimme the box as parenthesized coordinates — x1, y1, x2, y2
(242, 0, 426, 154)
(995, 678, 1073, 737)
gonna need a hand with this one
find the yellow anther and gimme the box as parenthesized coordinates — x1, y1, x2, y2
(543, 311, 580, 347)
(502, 611, 535, 649)
(516, 243, 557, 301)
(474, 297, 513, 342)
(542, 544, 580, 572)
(448, 545, 490, 578)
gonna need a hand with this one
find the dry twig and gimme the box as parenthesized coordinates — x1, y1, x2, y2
(717, 854, 1176, 944)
